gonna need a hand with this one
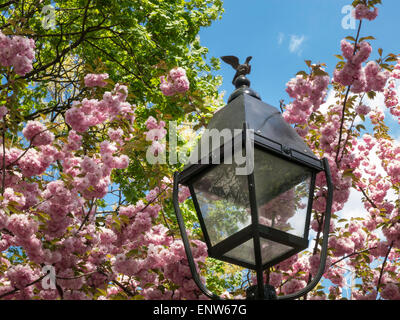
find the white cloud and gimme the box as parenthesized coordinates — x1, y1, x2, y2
(363, 91, 386, 113)
(277, 32, 285, 46)
(319, 88, 336, 114)
(289, 34, 306, 55)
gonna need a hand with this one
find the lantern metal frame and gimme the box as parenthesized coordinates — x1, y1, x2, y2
(173, 130, 333, 300)
(172, 74, 333, 300)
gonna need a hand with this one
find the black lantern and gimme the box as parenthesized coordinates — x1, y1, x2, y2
(172, 59, 333, 300)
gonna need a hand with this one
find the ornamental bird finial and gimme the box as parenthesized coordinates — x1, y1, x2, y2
(221, 55, 252, 86)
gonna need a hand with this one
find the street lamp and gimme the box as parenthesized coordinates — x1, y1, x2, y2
(172, 57, 333, 300)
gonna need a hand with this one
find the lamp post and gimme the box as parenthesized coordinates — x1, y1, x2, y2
(172, 57, 333, 300)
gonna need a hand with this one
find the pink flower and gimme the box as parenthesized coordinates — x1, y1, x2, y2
(113, 83, 128, 101)
(113, 155, 129, 169)
(0, 106, 8, 120)
(353, 4, 378, 21)
(355, 104, 371, 116)
(269, 272, 283, 287)
(84, 73, 109, 87)
(328, 236, 355, 257)
(283, 74, 329, 125)
(169, 67, 187, 81)
(364, 61, 389, 92)
(0, 32, 35, 76)
(281, 279, 306, 295)
(6, 265, 36, 289)
(66, 130, 82, 151)
(100, 140, 117, 155)
(381, 283, 400, 300)
(65, 107, 89, 133)
(159, 68, 190, 96)
(22, 121, 54, 146)
(352, 41, 372, 65)
(2, 187, 26, 208)
(145, 116, 159, 130)
(81, 156, 98, 173)
(108, 128, 124, 142)
(18, 148, 49, 177)
(340, 40, 354, 60)
(159, 76, 175, 96)
(173, 76, 190, 93)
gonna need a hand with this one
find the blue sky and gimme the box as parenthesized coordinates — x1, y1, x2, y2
(199, 0, 400, 107)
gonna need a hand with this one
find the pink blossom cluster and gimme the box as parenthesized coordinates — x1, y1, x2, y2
(2, 187, 26, 208)
(159, 67, 190, 96)
(65, 130, 82, 151)
(97, 184, 206, 300)
(334, 40, 389, 93)
(144, 116, 167, 156)
(0, 146, 57, 178)
(108, 127, 124, 144)
(37, 180, 83, 239)
(22, 121, 54, 146)
(0, 78, 139, 300)
(282, 74, 330, 125)
(393, 59, 400, 79)
(84, 73, 109, 87)
(70, 147, 129, 200)
(0, 31, 35, 76)
(314, 155, 352, 214)
(384, 80, 399, 108)
(380, 283, 400, 300)
(353, 4, 379, 21)
(0, 34, 209, 301)
(281, 278, 307, 295)
(376, 138, 400, 186)
(111, 202, 208, 300)
(355, 103, 371, 116)
(6, 264, 37, 289)
(384, 80, 400, 122)
(268, 253, 347, 297)
(66, 81, 134, 132)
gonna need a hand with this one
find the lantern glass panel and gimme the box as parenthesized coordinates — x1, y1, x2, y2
(223, 238, 293, 266)
(253, 148, 312, 238)
(192, 162, 251, 247)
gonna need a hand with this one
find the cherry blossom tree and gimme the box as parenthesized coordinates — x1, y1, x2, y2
(0, 0, 225, 300)
(276, 0, 400, 300)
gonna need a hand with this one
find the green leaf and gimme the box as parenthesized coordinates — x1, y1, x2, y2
(296, 71, 308, 77)
(345, 36, 356, 42)
(356, 124, 366, 131)
(359, 36, 376, 42)
(367, 91, 376, 100)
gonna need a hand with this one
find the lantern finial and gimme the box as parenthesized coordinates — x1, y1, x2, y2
(221, 55, 252, 86)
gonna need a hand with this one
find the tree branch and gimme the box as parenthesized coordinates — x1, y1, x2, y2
(376, 240, 394, 298)
(335, 20, 363, 166)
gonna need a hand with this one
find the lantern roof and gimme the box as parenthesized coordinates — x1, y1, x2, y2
(180, 75, 323, 184)
(214, 76, 320, 162)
